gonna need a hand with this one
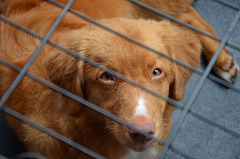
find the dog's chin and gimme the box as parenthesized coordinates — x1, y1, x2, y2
(127, 144, 155, 152)
(123, 139, 157, 152)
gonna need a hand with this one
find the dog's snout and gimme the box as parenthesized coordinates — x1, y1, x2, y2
(128, 118, 156, 144)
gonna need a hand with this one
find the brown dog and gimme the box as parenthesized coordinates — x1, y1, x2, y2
(0, 0, 238, 159)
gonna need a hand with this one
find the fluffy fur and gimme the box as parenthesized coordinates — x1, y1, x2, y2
(0, 0, 238, 159)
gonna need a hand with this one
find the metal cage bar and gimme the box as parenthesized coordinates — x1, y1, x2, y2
(158, 8, 240, 158)
(0, 0, 239, 158)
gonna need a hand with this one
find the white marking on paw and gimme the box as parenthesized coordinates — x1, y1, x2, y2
(219, 60, 239, 83)
(220, 72, 232, 82)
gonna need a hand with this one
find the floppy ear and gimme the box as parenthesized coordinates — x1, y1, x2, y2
(167, 27, 202, 101)
(45, 49, 84, 113)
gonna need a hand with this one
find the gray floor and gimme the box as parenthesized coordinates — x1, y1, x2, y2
(0, 0, 240, 159)
(166, 0, 240, 158)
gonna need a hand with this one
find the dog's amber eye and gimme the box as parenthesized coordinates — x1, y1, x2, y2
(152, 69, 162, 77)
(100, 72, 114, 81)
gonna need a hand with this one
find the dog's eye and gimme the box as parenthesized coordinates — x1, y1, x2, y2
(152, 69, 162, 77)
(100, 72, 114, 81)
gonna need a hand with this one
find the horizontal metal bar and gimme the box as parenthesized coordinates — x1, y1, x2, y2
(44, 0, 240, 93)
(0, 59, 165, 146)
(129, 0, 240, 53)
(0, 15, 184, 109)
(212, 0, 240, 10)
(190, 109, 240, 138)
(0, 1, 239, 159)
(0, 0, 75, 110)
(2, 107, 105, 159)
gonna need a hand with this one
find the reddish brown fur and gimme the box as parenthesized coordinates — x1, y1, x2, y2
(0, 0, 233, 158)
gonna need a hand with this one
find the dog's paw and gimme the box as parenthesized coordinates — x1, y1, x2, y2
(213, 48, 239, 83)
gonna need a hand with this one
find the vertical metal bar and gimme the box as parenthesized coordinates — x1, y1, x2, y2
(158, 9, 240, 159)
(0, 0, 75, 110)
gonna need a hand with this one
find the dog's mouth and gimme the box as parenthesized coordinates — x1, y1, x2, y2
(118, 127, 159, 152)
(110, 120, 160, 152)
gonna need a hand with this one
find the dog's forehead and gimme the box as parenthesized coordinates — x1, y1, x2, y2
(85, 22, 167, 60)
(86, 34, 166, 71)
(78, 19, 173, 76)
(85, 41, 171, 81)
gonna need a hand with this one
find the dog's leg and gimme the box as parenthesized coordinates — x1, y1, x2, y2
(177, 6, 239, 83)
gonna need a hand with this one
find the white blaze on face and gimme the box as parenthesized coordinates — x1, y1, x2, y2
(134, 97, 148, 117)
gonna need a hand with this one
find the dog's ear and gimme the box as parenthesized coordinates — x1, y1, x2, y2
(166, 26, 202, 101)
(45, 49, 84, 113)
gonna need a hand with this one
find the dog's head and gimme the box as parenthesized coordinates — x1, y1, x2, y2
(46, 18, 201, 151)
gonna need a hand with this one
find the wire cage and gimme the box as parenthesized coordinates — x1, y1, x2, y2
(0, 0, 240, 159)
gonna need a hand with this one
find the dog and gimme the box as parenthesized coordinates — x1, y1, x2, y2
(0, 0, 238, 159)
